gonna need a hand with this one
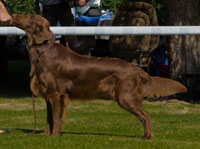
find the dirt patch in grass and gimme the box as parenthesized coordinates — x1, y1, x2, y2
(144, 99, 200, 114)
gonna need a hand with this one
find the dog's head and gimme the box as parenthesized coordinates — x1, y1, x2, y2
(12, 14, 54, 45)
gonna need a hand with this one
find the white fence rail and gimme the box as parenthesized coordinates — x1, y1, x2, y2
(0, 26, 200, 36)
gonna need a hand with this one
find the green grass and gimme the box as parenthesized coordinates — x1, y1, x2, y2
(0, 98, 200, 148)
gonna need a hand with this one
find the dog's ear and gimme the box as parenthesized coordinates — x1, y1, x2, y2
(35, 20, 54, 44)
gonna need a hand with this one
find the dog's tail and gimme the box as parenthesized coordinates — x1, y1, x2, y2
(143, 76, 187, 98)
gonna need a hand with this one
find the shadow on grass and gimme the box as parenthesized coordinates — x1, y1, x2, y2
(5, 128, 139, 138)
(61, 131, 139, 139)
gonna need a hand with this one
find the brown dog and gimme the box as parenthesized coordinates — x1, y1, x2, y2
(12, 14, 187, 139)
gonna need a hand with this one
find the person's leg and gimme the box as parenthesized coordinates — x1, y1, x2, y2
(43, 5, 58, 26)
(54, 2, 77, 49)
(43, 5, 61, 43)
(65, 36, 77, 50)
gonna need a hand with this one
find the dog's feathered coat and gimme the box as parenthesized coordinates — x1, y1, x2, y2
(12, 14, 187, 139)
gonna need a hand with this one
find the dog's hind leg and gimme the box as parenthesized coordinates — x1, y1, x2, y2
(132, 105, 152, 140)
(115, 77, 152, 139)
(116, 93, 152, 139)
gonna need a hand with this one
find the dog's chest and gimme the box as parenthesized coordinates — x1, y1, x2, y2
(30, 75, 46, 97)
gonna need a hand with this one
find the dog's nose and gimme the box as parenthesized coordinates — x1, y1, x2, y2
(11, 14, 17, 24)
(10, 16, 15, 25)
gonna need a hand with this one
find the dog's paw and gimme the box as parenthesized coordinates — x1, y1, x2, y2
(142, 135, 153, 140)
(51, 132, 60, 137)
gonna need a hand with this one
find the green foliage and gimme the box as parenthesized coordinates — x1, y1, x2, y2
(101, 0, 124, 12)
(102, 0, 164, 21)
(149, 0, 164, 22)
(4, 0, 35, 14)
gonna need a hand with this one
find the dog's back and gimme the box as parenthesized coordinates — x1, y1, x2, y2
(33, 43, 149, 99)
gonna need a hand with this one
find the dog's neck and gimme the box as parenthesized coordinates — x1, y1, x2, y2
(28, 36, 54, 70)
(28, 36, 54, 52)
(26, 31, 55, 49)
(30, 40, 49, 48)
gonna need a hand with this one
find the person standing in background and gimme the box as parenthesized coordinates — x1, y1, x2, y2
(34, 0, 83, 50)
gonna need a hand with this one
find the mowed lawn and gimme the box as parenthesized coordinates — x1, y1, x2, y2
(0, 97, 200, 149)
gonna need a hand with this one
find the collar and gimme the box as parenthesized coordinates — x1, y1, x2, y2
(28, 40, 49, 49)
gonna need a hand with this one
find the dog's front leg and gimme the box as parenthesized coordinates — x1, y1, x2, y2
(60, 94, 70, 130)
(44, 98, 53, 135)
(47, 92, 62, 136)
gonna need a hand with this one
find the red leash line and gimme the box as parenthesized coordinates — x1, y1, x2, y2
(32, 94, 37, 134)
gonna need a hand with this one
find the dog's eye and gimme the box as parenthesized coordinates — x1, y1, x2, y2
(35, 23, 43, 31)
(39, 25, 43, 31)
(30, 15, 34, 20)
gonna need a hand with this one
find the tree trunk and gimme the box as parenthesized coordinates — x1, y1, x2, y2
(165, 0, 200, 100)
(165, 0, 200, 77)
